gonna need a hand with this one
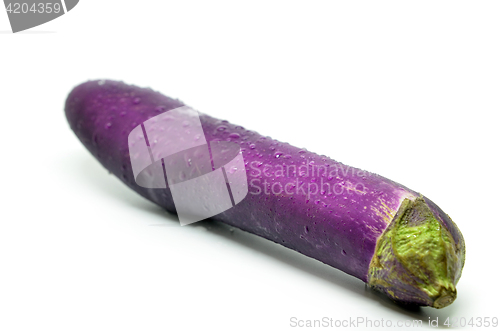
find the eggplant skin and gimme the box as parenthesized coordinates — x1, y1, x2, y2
(65, 80, 465, 308)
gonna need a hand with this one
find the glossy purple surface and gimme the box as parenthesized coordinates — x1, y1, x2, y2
(66, 80, 428, 282)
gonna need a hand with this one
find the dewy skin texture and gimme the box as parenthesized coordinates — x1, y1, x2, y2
(65, 80, 466, 308)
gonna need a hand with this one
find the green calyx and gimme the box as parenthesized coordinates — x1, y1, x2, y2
(368, 197, 464, 308)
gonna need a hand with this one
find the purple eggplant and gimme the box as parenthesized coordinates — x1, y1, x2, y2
(65, 80, 465, 308)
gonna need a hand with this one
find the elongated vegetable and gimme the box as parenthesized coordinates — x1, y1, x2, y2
(65, 80, 465, 308)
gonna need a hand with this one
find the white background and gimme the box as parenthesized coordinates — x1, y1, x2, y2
(1, 1, 499, 330)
